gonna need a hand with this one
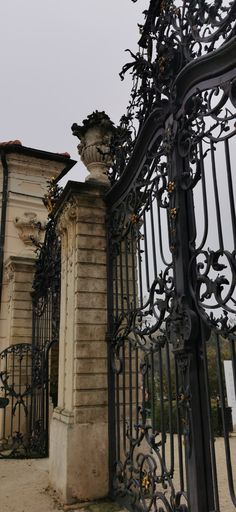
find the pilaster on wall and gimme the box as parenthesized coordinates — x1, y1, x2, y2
(49, 182, 109, 503)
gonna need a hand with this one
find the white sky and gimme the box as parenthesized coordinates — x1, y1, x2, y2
(0, 0, 148, 181)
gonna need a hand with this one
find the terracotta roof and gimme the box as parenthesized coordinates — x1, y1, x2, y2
(0, 141, 71, 158)
(57, 151, 71, 158)
(0, 140, 22, 147)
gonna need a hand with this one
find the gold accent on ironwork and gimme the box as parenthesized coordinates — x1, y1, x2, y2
(170, 207, 177, 219)
(43, 177, 62, 215)
(158, 57, 166, 73)
(160, 0, 166, 12)
(142, 474, 151, 490)
(167, 181, 175, 193)
(130, 214, 140, 225)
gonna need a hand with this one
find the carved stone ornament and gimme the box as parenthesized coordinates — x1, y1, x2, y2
(56, 198, 78, 236)
(71, 111, 115, 186)
(14, 212, 45, 246)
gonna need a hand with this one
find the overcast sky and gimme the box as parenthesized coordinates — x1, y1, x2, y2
(0, 0, 148, 181)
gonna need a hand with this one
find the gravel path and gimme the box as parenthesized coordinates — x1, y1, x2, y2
(0, 459, 61, 512)
(0, 438, 235, 512)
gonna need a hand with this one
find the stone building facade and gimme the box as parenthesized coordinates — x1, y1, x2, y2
(0, 140, 76, 352)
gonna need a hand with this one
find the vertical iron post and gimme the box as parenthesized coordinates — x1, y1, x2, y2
(168, 140, 215, 511)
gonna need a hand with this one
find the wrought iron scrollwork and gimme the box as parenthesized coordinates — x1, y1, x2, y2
(111, 0, 236, 182)
(32, 213, 61, 348)
(189, 249, 236, 339)
(0, 343, 48, 458)
(108, 1, 236, 510)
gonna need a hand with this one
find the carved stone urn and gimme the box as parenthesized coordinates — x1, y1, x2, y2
(71, 111, 115, 186)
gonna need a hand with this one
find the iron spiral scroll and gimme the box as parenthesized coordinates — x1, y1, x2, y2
(107, 1, 236, 511)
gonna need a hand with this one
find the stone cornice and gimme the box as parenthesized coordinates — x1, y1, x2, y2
(4, 255, 36, 276)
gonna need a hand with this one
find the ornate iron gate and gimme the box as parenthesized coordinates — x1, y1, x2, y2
(107, 2, 236, 511)
(0, 216, 60, 458)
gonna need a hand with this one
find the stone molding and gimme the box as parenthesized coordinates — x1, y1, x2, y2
(4, 255, 36, 274)
(7, 153, 70, 180)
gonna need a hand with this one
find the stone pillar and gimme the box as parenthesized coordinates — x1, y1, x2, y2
(49, 182, 109, 503)
(50, 112, 115, 503)
(3, 256, 36, 345)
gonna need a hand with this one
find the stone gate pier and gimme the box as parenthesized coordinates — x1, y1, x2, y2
(49, 112, 112, 503)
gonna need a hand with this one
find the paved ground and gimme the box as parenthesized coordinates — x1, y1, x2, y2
(0, 458, 124, 512)
(0, 437, 235, 512)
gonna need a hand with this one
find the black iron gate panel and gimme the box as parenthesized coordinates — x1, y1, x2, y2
(31, 215, 61, 453)
(32, 215, 61, 410)
(0, 343, 48, 458)
(107, 2, 236, 511)
(107, 123, 189, 512)
(0, 214, 61, 458)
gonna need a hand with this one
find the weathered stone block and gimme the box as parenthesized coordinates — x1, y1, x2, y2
(77, 250, 106, 265)
(75, 341, 107, 359)
(76, 207, 105, 224)
(74, 405, 108, 424)
(74, 389, 108, 407)
(75, 309, 107, 325)
(76, 223, 105, 237)
(13, 309, 33, 319)
(11, 291, 32, 302)
(75, 278, 107, 294)
(76, 292, 107, 310)
(77, 263, 106, 279)
(13, 281, 33, 292)
(74, 374, 107, 390)
(12, 318, 32, 327)
(11, 326, 32, 336)
(77, 192, 106, 207)
(11, 301, 33, 310)
(76, 235, 106, 251)
(49, 418, 108, 502)
(75, 358, 107, 374)
(75, 324, 106, 341)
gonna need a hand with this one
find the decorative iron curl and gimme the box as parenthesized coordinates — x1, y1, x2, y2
(189, 249, 236, 339)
